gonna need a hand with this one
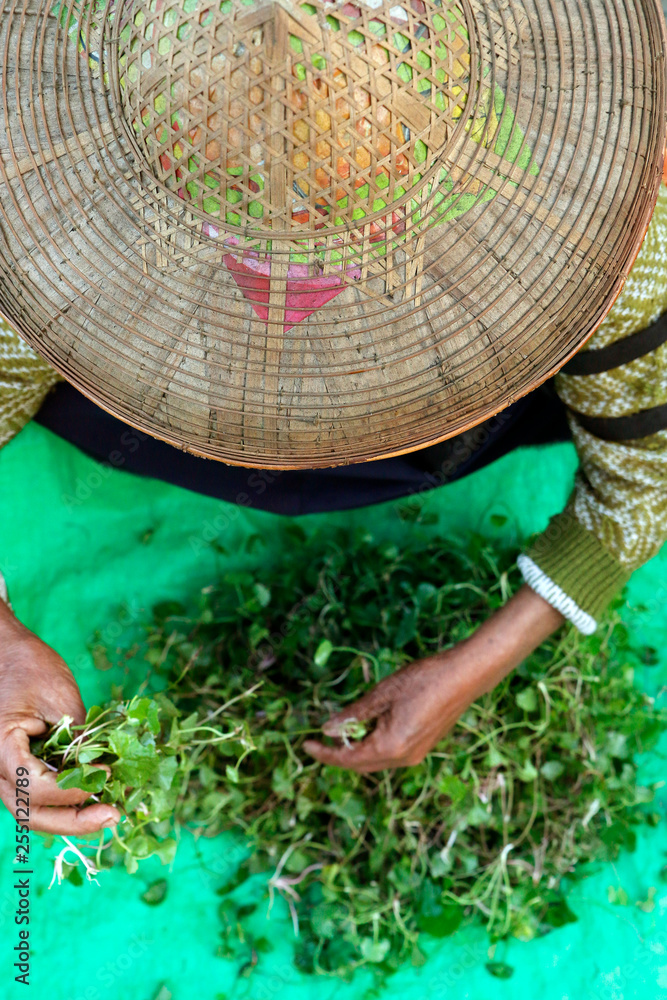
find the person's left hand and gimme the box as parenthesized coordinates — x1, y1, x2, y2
(303, 583, 566, 772)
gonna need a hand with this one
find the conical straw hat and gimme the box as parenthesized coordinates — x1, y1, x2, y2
(0, 0, 664, 467)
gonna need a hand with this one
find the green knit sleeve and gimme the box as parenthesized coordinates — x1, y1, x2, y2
(519, 511, 631, 632)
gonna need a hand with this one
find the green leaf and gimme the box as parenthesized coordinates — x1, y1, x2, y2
(328, 793, 366, 829)
(147, 701, 162, 735)
(271, 765, 294, 800)
(394, 609, 418, 647)
(414, 582, 438, 609)
(360, 938, 390, 963)
(517, 761, 538, 787)
(155, 839, 178, 866)
(486, 962, 514, 979)
(418, 901, 463, 938)
(639, 645, 660, 666)
(253, 936, 274, 953)
(85, 705, 105, 724)
(123, 787, 145, 813)
(253, 583, 271, 608)
(249, 622, 269, 649)
(152, 987, 172, 1000)
(153, 601, 186, 622)
(310, 901, 347, 940)
(605, 732, 629, 759)
(314, 639, 333, 667)
(125, 853, 139, 874)
(141, 878, 168, 906)
(90, 644, 114, 672)
(600, 821, 637, 854)
(417, 881, 463, 937)
(127, 834, 160, 860)
(607, 885, 630, 906)
(296, 794, 314, 821)
(543, 898, 578, 927)
(437, 774, 467, 803)
(156, 755, 178, 791)
(77, 747, 105, 764)
(516, 688, 537, 712)
(540, 760, 564, 781)
(126, 698, 151, 722)
(64, 864, 84, 887)
(107, 730, 160, 786)
(336, 718, 368, 742)
(283, 849, 311, 873)
(410, 941, 428, 967)
(56, 765, 107, 794)
(485, 746, 507, 768)
(556, 732, 579, 751)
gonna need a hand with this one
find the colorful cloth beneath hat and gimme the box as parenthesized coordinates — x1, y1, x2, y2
(1, 182, 667, 631)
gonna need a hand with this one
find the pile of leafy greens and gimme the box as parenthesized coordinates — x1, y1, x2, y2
(35, 528, 667, 983)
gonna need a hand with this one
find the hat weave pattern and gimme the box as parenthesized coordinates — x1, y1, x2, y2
(117, 0, 472, 235)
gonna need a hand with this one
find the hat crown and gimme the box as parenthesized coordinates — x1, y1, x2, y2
(116, 0, 472, 234)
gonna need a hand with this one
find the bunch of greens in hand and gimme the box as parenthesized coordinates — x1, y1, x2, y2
(33, 695, 245, 880)
(36, 527, 667, 984)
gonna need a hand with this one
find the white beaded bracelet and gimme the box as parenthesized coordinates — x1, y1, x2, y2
(0, 570, 8, 605)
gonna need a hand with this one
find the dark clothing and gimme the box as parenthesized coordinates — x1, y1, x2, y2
(35, 380, 572, 515)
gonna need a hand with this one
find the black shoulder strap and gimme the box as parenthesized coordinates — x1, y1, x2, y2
(569, 402, 667, 441)
(561, 309, 667, 376)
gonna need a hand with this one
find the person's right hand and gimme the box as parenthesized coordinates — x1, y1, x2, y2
(0, 600, 121, 835)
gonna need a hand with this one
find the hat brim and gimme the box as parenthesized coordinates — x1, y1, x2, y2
(0, 0, 664, 469)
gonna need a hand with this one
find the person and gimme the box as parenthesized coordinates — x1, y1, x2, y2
(0, 0, 665, 837)
(2, 168, 667, 830)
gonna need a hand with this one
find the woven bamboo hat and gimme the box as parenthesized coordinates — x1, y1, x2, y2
(0, 0, 665, 468)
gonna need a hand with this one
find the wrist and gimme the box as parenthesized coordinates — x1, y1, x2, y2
(0, 598, 17, 629)
(0, 601, 32, 652)
(448, 584, 565, 697)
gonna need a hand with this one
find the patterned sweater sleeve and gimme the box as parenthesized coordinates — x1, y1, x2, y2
(518, 180, 667, 633)
(0, 319, 62, 449)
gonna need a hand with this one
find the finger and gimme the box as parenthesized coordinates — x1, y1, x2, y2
(321, 687, 393, 737)
(0, 776, 94, 808)
(21, 802, 120, 836)
(0, 771, 100, 809)
(1, 729, 109, 806)
(43, 689, 86, 728)
(0, 776, 121, 829)
(303, 737, 397, 773)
